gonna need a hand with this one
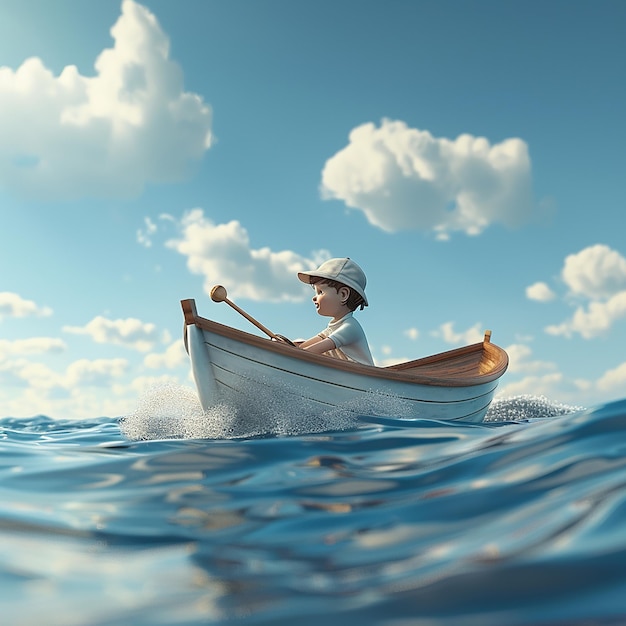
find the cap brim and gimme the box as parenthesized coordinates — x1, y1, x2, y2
(297, 270, 368, 306)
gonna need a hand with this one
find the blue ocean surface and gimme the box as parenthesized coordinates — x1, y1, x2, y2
(2, 390, 626, 626)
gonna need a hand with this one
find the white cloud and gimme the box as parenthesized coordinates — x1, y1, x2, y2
(0, 292, 52, 319)
(497, 358, 626, 406)
(372, 346, 411, 367)
(0, 0, 212, 200)
(0, 384, 137, 421)
(562, 244, 626, 299)
(63, 316, 160, 351)
(0, 356, 128, 390)
(532, 245, 626, 339)
(596, 361, 626, 393)
(320, 119, 535, 238)
(0, 358, 61, 390)
(137, 213, 178, 248)
(404, 327, 419, 340)
(526, 282, 555, 302)
(166, 208, 330, 301)
(432, 321, 484, 345)
(137, 216, 157, 247)
(144, 340, 187, 369)
(0, 337, 66, 358)
(64, 358, 128, 387)
(504, 343, 556, 375)
(545, 291, 626, 339)
(497, 372, 565, 400)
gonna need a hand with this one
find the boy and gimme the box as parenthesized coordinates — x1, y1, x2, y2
(296, 257, 374, 366)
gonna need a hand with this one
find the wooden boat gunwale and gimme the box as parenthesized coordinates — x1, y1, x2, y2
(181, 299, 509, 389)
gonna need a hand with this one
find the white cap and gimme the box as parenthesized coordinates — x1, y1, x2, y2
(297, 258, 368, 306)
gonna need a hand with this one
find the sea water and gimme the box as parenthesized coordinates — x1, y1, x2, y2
(1, 390, 626, 625)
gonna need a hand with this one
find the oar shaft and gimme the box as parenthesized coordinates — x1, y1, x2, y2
(224, 297, 279, 340)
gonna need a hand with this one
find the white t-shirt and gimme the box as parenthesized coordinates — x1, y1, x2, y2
(317, 312, 374, 365)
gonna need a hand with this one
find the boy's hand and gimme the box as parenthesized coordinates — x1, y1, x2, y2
(273, 334, 296, 347)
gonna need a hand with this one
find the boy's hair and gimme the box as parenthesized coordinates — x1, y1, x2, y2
(310, 276, 366, 311)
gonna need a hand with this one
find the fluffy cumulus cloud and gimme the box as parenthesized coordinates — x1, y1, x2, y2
(544, 245, 626, 339)
(166, 209, 330, 301)
(143, 340, 187, 369)
(0, 356, 128, 391)
(561, 244, 626, 299)
(597, 362, 626, 393)
(0, 0, 212, 200)
(504, 343, 556, 375)
(432, 321, 484, 345)
(63, 316, 161, 351)
(495, 354, 626, 405)
(497, 372, 566, 400)
(0, 292, 52, 319)
(321, 119, 534, 239)
(64, 358, 129, 387)
(526, 282, 555, 302)
(0, 337, 66, 358)
(0, 359, 58, 390)
(546, 293, 626, 339)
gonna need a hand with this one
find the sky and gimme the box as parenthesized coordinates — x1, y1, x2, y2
(1, 0, 625, 419)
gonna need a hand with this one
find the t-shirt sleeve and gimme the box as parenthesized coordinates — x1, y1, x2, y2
(328, 318, 362, 348)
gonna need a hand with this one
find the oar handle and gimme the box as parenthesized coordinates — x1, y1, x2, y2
(210, 285, 280, 340)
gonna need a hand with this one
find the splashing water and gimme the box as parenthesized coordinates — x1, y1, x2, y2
(485, 394, 585, 422)
(118, 384, 234, 440)
(119, 383, 365, 440)
(119, 384, 584, 442)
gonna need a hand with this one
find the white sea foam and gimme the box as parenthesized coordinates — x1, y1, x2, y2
(485, 394, 585, 422)
(119, 384, 585, 441)
(118, 384, 236, 440)
(118, 383, 363, 440)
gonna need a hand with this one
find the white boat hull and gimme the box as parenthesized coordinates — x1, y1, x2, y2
(184, 312, 507, 424)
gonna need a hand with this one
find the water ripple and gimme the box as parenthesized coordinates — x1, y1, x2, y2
(1, 396, 625, 625)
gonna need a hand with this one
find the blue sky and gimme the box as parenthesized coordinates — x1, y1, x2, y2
(1, 0, 625, 419)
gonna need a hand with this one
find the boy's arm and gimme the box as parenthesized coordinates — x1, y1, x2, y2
(300, 335, 336, 355)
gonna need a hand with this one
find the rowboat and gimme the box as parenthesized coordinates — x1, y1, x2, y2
(181, 295, 509, 424)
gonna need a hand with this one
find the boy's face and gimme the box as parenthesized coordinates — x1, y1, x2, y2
(312, 282, 350, 320)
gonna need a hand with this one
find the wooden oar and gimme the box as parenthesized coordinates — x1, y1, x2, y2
(210, 285, 280, 341)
